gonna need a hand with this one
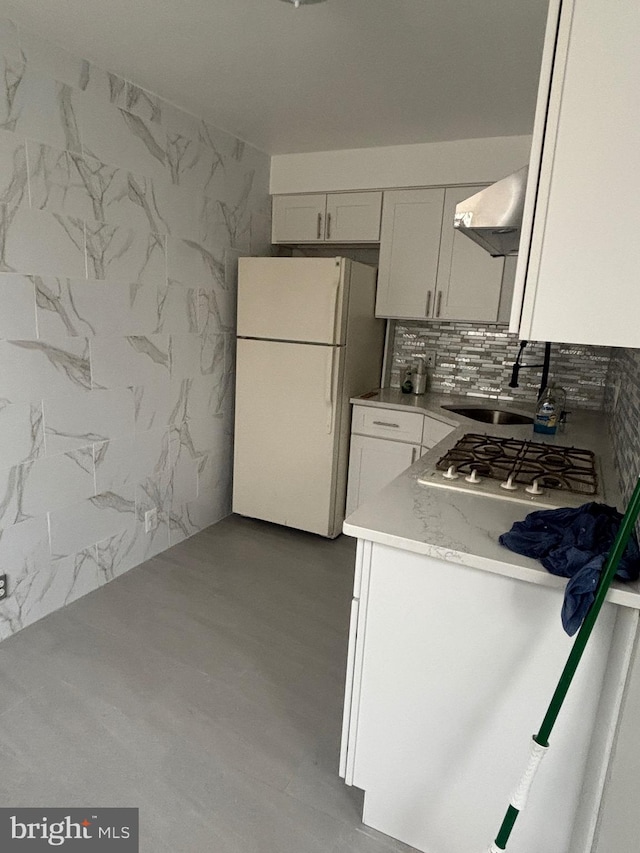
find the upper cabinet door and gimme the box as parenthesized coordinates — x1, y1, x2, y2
(513, 0, 640, 347)
(272, 194, 326, 243)
(435, 186, 505, 322)
(325, 192, 382, 242)
(375, 189, 445, 319)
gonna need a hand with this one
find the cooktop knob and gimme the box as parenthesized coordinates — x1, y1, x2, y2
(525, 478, 544, 496)
(465, 469, 482, 484)
(500, 474, 518, 491)
(442, 465, 459, 480)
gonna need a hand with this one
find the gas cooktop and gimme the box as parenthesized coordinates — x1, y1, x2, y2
(417, 433, 600, 509)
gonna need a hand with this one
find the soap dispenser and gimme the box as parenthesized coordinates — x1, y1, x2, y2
(533, 382, 566, 435)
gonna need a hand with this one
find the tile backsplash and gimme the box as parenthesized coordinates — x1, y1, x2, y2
(391, 321, 611, 410)
(605, 348, 640, 506)
(0, 20, 270, 641)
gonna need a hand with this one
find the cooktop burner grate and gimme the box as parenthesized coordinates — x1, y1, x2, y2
(435, 433, 598, 496)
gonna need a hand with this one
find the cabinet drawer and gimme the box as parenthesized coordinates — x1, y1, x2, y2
(422, 415, 455, 449)
(352, 405, 424, 443)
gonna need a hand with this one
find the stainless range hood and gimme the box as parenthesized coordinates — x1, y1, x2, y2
(454, 166, 528, 257)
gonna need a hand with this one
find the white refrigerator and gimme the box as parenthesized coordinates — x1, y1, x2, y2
(233, 256, 384, 538)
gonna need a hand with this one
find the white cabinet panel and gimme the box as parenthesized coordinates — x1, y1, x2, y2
(351, 543, 616, 853)
(351, 404, 424, 444)
(513, 0, 640, 347)
(272, 192, 382, 244)
(435, 186, 505, 322)
(421, 414, 454, 449)
(271, 194, 325, 243)
(326, 192, 382, 242)
(375, 188, 445, 319)
(346, 434, 421, 517)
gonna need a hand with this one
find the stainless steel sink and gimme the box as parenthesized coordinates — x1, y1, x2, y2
(441, 406, 533, 425)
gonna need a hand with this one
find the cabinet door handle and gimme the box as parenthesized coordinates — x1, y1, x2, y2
(411, 447, 417, 464)
(326, 212, 332, 239)
(373, 420, 399, 428)
(425, 290, 432, 316)
(436, 290, 443, 317)
(317, 212, 322, 239)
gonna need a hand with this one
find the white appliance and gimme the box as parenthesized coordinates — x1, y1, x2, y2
(233, 257, 384, 538)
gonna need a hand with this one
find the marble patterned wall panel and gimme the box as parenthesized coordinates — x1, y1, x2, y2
(0, 208, 86, 277)
(74, 90, 166, 182)
(0, 546, 102, 642)
(35, 278, 159, 338)
(0, 129, 28, 207)
(49, 490, 137, 560)
(133, 378, 174, 433)
(0, 17, 271, 641)
(0, 275, 37, 338)
(0, 448, 95, 529)
(90, 335, 170, 389)
(13, 77, 82, 154)
(156, 284, 198, 335)
(85, 220, 165, 283)
(0, 516, 50, 586)
(0, 337, 91, 403)
(0, 402, 43, 470)
(170, 374, 227, 423)
(166, 235, 223, 289)
(94, 427, 168, 496)
(42, 388, 135, 454)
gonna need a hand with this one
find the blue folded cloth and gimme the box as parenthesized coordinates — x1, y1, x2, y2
(499, 502, 640, 635)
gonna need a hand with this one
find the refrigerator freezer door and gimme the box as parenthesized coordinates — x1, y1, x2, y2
(233, 337, 343, 537)
(237, 257, 346, 344)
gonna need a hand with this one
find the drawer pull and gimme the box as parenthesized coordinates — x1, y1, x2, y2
(317, 212, 322, 239)
(373, 420, 400, 428)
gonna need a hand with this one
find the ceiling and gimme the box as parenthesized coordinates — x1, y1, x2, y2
(0, 0, 549, 155)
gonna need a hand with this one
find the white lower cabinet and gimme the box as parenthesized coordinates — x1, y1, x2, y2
(340, 541, 625, 853)
(346, 434, 422, 517)
(346, 405, 454, 516)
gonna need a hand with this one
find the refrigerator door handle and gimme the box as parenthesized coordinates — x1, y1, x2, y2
(325, 348, 335, 434)
(329, 275, 341, 344)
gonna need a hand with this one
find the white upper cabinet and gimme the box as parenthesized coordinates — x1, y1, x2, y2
(375, 187, 506, 322)
(272, 192, 382, 244)
(511, 0, 640, 347)
(435, 186, 506, 322)
(375, 188, 445, 319)
(271, 194, 326, 243)
(325, 192, 382, 242)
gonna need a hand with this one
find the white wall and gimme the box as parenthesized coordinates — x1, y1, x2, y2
(270, 135, 532, 194)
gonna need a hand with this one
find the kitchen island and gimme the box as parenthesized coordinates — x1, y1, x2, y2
(339, 393, 640, 853)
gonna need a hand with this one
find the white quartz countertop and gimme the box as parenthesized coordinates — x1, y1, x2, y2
(344, 389, 640, 609)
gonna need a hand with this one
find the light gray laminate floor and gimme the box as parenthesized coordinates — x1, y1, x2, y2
(0, 515, 418, 853)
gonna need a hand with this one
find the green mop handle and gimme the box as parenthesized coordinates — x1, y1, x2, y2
(489, 475, 640, 853)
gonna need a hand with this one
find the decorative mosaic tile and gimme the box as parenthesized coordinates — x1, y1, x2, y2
(392, 321, 611, 410)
